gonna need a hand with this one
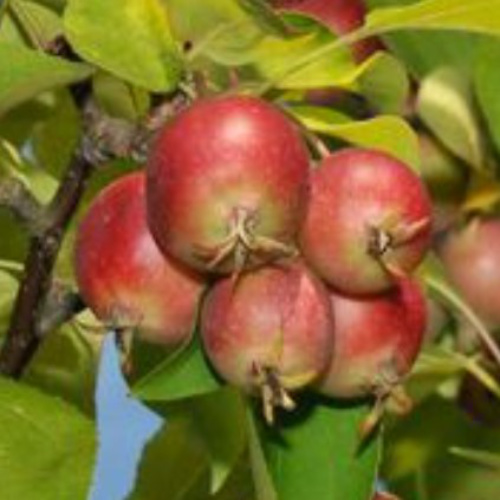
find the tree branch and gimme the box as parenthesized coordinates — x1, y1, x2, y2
(39, 285, 86, 336)
(0, 147, 94, 378)
(0, 177, 44, 233)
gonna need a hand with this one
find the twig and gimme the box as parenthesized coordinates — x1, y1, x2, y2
(425, 275, 500, 369)
(39, 285, 85, 336)
(0, 146, 94, 378)
(0, 177, 45, 233)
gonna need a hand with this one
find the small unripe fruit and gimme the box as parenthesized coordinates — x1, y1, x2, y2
(439, 218, 500, 325)
(74, 172, 204, 345)
(318, 278, 426, 399)
(300, 148, 432, 295)
(201, 261, 333, 422)
(147, 95, 310, 275)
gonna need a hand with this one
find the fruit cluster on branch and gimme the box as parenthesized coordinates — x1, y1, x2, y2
(74, 94, 432, 429)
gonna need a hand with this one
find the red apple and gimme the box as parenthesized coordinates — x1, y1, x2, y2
(439, 218, 500, 326)
(201, 260, 334, 422)
(300, 148, 432, 295)
(147, 95, 310, 275)
(75, 172, 204, 345)
(318, 278, 426, 399)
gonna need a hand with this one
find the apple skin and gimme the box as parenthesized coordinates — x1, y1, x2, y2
(74, 172, 205, 345)
(270, 0, 383, 62)
(299, 148, 432, 295)
(438, 218, 500, 326)
(317, 278, 426, 399)
(200, 260, 334, 394)
(146, 94, 310, 275)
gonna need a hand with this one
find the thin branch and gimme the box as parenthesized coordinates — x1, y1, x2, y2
(0, 177, 45, 233)
(39, 285, 85, 336)
(425, 275, 500, 369)
(0, 146, 94, 378)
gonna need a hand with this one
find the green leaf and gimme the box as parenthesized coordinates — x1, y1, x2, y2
(417, 67, 484, 168)
(421, 255, 500, 368)
(252, 14, 354, 89)
(290, 106, 420, 171)
(474, 38, 500, 156)
(24, 321, 101, 416)
(32, 89, 82, 179)
(236, 0, 292, 37)
(0, 42, 93, 116)
(358, 51, 410, 115)
(0, 269, 18, 333)
(262, 398, 380, 500)
(92, 72, 150, 122)
(248, 14, 355, 90)
(180, 9, 355, 91)
(450, 447, 500, 469)
(8, 0, 63, 47)
(0, 377, 96, 500)
(137, 389, 249, 495)
(132, 333, 223, 402)
(366, 0, 479, 79)
(128, 418, 211, 500)
(64, 0, 183, 92)
(34, 0, 68, 13)
(165, 0, 257, 60)
(0, 137, 59, 202)
(365, 0, 500, 37)
(185, 389, 248, 494)
(212, 450, 256, 500)
(418, 132, 468, 204)
(246, 405, 278, 500)
(384, 397, 500, 500)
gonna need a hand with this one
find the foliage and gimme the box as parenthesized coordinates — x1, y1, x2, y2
(2, 0, 500, 499)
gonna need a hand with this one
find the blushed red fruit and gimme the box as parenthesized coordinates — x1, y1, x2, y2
(300, 148, 432, 295)
(147, 94, 310, 275)
(318, 278, 426, 399)
(201, 261, 333, 422)
(270, 0, 383, 62)
(439, 218, 500, 325)
(75, 172, 204, 345)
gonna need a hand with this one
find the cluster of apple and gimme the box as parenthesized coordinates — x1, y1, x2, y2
(74, 94, 432, 424)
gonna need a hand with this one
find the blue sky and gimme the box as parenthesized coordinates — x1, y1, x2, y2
(90, 335, 163, 500)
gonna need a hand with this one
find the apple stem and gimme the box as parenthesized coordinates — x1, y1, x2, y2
(254, 363, 296, 425)
(199, 207, 297, 273)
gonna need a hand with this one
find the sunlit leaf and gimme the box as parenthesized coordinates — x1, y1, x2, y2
(365, 0, 500, 37)
(64, 0, 183, 92)
(0, 42, 93, 117)
(358, 51, 410, 115)
(366, 0, 478, 79)
(474, 37, 500, 156)
(289, 106, 420, 170)
(417, 67, 484, 168)
(0, 377, 96, 500)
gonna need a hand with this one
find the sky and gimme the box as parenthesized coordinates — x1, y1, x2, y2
(89, 335, 163, 500)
